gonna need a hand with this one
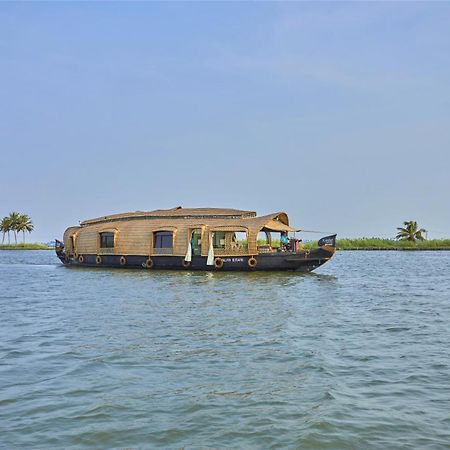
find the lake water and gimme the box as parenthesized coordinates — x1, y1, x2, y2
(1, 250, 449, 449)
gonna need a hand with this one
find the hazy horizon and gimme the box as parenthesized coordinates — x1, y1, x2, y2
(1, 2, 449, 241)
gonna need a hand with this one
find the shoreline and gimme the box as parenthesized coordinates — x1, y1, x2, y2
(0, 244, 52, 250)
(304, 238, 450, 251)
(1, 247, 449, 252)
(336, 247, 450, 251)
(1, 238, 449, 252)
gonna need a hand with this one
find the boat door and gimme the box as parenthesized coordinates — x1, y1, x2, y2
(191, 229, 202, 256)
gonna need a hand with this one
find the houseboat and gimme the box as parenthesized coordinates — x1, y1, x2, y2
(55, 207, 336, 272)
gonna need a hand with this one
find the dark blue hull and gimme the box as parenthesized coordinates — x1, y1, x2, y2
(56, 247, 335, 272)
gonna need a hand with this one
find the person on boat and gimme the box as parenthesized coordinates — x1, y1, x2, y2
(280, 232, 290, 251)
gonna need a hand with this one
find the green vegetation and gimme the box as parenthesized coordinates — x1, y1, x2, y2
(0, 216, 446, 252)
(396, 220, 427, 242)
(260, 234, 450, 251)
(300, 220, 447, 250)
(302, 238, 450, 250)
(257, 239, 280, 248)
(0, 243, 51, 250)
(0, 212, 34, 245)
(0, 212, 47, 250)
(1, 212, 34, 244)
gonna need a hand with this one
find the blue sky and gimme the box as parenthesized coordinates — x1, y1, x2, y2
(1, 2, 449, 241)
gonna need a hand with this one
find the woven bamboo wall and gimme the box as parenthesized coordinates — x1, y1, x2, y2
(63, 226, 81, 255)
(63, 211, 291, 257)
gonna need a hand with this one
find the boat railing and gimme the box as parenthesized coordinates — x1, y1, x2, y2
(213, 247, 249, 256)
(99, 248, 115, 255)
(257, 245, 276, 254)
(153, 247, 173, 255)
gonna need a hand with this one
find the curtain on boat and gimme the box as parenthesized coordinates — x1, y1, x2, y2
(184, 231, 193, 262)
(207, 232, 214, 265)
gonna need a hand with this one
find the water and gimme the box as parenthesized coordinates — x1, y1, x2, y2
(1, 250, 449, 449)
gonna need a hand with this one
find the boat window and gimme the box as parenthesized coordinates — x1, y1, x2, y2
(100, 232, 115, 248)
(257, 231, 275, 253)
(211, 230, 248, 252)
(212, 231, 226, 249)
(267, 232, 280, 248)
(231, 231, 248, 250)
(257, 231, 270, 246)
(154, 231, 173, 249)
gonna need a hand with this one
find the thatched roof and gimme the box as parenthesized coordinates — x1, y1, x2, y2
(262, 219, 298, 232)
(78, 207, 300, 232)
(81, 207, 257, 226)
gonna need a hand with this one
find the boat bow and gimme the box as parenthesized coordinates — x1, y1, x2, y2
(318, 234, 337, 254)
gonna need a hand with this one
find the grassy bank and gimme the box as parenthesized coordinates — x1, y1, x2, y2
(0, 243, 52, 250)
(304, 238, 450, 251)
(1, 239, 449, 252)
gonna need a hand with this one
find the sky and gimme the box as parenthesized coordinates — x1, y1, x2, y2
(1, 1, 449, 241)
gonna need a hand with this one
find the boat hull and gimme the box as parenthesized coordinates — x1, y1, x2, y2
(56, 247, 335, 272)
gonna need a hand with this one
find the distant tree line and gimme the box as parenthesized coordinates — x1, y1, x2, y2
(0, 212, 34, 244)
(0, 215, 428, 246)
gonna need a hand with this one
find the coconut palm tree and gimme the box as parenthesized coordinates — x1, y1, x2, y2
(7, 212, 21, 244)
(396, 220, 427, 242)
(16, 214, 34, 243)
(0, 217, 11, 244)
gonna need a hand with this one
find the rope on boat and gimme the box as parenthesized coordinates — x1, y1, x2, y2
(296, 229, 337, 235)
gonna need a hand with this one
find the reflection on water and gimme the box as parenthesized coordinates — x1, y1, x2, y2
(0, 250, 449, 449)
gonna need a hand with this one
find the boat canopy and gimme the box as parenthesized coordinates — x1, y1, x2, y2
(262, 219, 299, 233)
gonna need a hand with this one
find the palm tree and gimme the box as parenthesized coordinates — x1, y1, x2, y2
(7, 212, 21, 244)
(16, 214, 34, 243)
(0, 217, 11, 244)
(396, 220, 427, 242)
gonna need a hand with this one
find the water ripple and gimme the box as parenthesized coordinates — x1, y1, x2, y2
(0, 250, 450, 449)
